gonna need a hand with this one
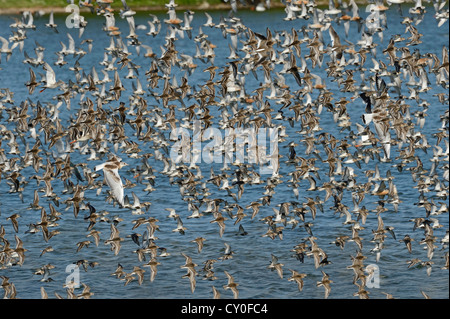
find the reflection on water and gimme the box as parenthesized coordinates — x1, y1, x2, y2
(0, 3, 448, 299)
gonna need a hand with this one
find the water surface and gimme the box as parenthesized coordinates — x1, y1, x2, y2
(0, 4, 448, 299)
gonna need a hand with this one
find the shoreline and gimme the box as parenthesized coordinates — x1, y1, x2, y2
(0, 1, 381, 15)
(2, 1, 279, 15)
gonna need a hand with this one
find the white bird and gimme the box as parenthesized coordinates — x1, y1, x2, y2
(45, 10, 58, 32)
(22, 11, 36, 29)
(173, 215, 187, 234)
(255, 2, 266, 12)
(203, 12, 215, 27)
(165, 0, 178, 9)
(225, 0, 238, 13)
(125, 15, 137, 39)
(120, 0, 136, 18)
(94, 155, 128, 207)
(183, 17, 195, 38)
(324, 0, 341, 16)
(59, 33, 80, 56)
(146, 20, 161, 37)
(0, 35, 18, 62)
(165, 208, 179, 218)
(40, 62, 65, 92)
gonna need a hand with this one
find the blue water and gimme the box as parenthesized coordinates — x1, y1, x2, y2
(0, 3, 448, 299)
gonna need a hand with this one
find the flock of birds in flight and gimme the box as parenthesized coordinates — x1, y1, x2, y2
(0, 0, 449, 299)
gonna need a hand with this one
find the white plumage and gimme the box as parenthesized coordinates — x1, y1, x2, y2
(95, 155, 127, 207)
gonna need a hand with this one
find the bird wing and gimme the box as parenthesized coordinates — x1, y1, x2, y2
(43, 62, 56, 85)
(103, 167, 124, 206)
(121, 0, 130, 10)
(329, 25, 341, 48)
(204, 12, 213, 25)
(67, 33, 75, 51)
(131, 191, 141, 207)
(49, 11, 55, 25)
(0, 35, 10, 51)
(176, 216, 184, 228)
(94, 162, 106, 171)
